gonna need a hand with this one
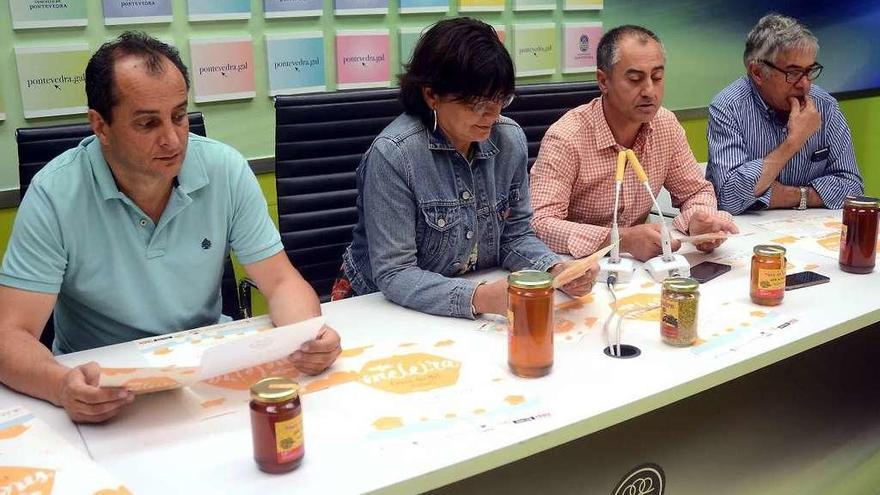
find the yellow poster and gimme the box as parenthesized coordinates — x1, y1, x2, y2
(459, 0, 504, 12)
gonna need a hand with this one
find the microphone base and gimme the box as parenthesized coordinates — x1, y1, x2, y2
(644, 254, 691, 283)
(598, 257, 637, 285)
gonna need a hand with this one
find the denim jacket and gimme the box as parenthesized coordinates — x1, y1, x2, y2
(342, 113, 559, 319)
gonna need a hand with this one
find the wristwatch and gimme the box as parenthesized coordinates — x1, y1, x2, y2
(796, 186, 808, 210)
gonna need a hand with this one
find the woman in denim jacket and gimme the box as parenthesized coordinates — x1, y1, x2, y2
(334, 17, 597, 318)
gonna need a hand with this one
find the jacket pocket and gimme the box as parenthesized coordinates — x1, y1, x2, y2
(417, 202, 462, 267)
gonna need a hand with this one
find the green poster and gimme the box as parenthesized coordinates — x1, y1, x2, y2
(9, 0, 88, 29)
(514, 0, 555, 11)
(399, 27, 425, 71)
(514, 24, 557, 77)
(15, 45, 90, 119)
(563, 0, 602, 10)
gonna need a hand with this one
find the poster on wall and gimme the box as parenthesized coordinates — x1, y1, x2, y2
(563, 22, 601, 73)
(399, 0, 447, 14)
(514, 24, 556, 77)
(399, 27, 424, 70)
(514, 0, 555, 11)
(266, 33, 326, 95)
(187, 0, 251, 21)
(336, 30, 390, 90)
(9, 0, 87, 29)
(103, 0, 173, 25)
(15, 44, 89, 119)
(264, 0, 322, 17)
(189, 37, 256, 103)
(494, 24, 507, 45)
(563, 0, 601, 10)
(459, 0, 504, 12)
(334, 0, 388, 15)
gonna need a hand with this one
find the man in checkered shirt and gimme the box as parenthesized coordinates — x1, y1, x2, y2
(530, 25, 737, 262)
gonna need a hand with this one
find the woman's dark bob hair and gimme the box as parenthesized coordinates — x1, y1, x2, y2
(399, 17, 515, 126)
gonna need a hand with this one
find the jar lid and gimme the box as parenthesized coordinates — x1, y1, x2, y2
(844, 196, 880, 208)
(508, 269, 553, 289)
(250, 377, 299, 404)
(662, 277, 700, 293)
(753, 244, 786, 257)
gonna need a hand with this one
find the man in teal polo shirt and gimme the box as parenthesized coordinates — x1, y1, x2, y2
(0, 32, 341, 423)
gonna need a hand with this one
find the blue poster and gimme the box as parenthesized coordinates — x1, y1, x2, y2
(399, 0, 447, 14)
(264, 0, 323, 17)
(334, 0, 388, 15)
(266, 34, 326, 95)
(103, 0, 172, 25)
(187, 0, 251, 21)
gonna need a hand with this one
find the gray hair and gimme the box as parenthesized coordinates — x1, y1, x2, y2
(744, 14, 819, 71)
(597, 25, 665, 73)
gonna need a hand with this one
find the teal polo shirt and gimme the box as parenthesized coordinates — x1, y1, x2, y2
(0, 135, 283, 354)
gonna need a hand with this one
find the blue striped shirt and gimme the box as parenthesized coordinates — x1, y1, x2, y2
(706, 77, 863, 214)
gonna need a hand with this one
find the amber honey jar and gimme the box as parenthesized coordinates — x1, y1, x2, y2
(507, 270, 554, 378)
(750, 245, 787, 306)
(250, 377, 304, 474)
(660, 277, 700, 347)
(839, 196, 879, 274)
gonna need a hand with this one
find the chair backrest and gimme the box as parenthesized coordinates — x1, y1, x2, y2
(13, 113, 242, 350)
(274, 82, 601, 301)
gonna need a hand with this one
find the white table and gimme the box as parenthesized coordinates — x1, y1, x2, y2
(2, 209, 878, 494)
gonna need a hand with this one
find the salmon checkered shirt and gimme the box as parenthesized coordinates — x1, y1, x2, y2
(530, 97, 732, 258)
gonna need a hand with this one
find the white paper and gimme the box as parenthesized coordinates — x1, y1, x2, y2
(197, 316, 324, 380)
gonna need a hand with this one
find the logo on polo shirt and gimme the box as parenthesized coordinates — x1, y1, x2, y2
(201, 238, 212, 250)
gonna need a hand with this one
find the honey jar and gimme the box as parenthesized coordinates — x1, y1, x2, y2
(660, 277, 700, 347)
(250, 377, 304, 474)
(839, 196, 879, 274)
(507, 270, 554, 378)
(750, 245, 787, 306)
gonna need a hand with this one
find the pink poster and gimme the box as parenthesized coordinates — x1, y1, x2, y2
(336, 31, 390, 90)
(563, 23, 602, 74)
(189, 37, 256, 103)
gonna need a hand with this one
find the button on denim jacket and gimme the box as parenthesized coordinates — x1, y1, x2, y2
(342, 112, 559, 318)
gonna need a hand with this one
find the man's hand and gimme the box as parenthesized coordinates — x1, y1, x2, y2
(472, 279, 509, 317)
(549, 261, 598, 297)
(620, 224, 681, 262)
(57, 362, 133, 423)
(291, 325, 342, 375)
(687, 211, 740, 253)
(787, 96, 821, 147)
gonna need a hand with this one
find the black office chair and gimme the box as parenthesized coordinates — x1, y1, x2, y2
(14, 113, 248, 350)
(274, 82, 601, 301)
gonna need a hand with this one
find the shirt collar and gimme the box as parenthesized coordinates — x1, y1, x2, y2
(86, 134, 209, 201)
(425, 126, 501, 159)
(591, 96, 655, 151)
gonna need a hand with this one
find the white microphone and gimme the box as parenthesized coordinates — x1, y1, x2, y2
(598, 150, 636, 285)
(625, 150, 690, 281)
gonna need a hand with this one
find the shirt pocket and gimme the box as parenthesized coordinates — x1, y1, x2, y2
(416, 202, 462, 267)
(495, 186, 520, 222)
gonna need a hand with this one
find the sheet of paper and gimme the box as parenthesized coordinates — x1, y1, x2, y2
(0, 406, 131, 494)
(198, 316, 324, 380)
(99, 366, 200, 393)
(553, 244, 614, 288)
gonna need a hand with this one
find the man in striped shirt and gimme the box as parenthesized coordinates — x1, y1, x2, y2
(531, 25, 736, 262)
(707, 14, 863, 214)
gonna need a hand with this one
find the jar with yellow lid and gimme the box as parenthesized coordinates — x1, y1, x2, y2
(660, 277, 700, 347)
(250, 377, 304, 473)
(507, 270, 554, 378)
(751, 245, 787, 306)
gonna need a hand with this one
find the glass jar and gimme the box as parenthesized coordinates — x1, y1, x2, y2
(507, 270, 554, 378)
(839, 196, 880, 274)
(750, 245, 787, 306)
(250, 377, 304, 474)
(660, 277, 700, 347)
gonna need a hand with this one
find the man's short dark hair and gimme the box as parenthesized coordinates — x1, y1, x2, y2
(398, 17, 514, 126)
(85, 31, 190, 124)
(597, 25, 663, 73)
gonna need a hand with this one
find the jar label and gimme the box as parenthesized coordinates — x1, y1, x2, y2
(839, 224, 848, 253)
(275, 414, 304, 464)
(755, 268, 785, 298)
(661, 298, 680, 339)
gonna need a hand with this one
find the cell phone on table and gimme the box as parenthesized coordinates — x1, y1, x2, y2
(689, 261, 732, 283)
(785, 271, 830, 291)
